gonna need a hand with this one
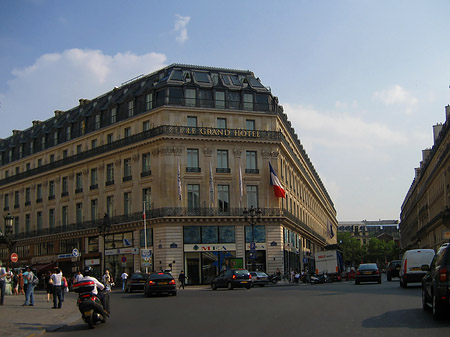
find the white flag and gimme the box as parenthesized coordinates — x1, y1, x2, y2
(177, 161, 182, 201)
(209, 162, 215, 205)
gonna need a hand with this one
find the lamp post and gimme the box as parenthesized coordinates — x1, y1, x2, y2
(243, 206, 262, 271)
(2, 213, 14, 267)
(98, 213, 111, 274)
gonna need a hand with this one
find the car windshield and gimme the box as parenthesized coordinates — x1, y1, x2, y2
(149, 273, 173, 280)
(235, 270, 249, 276)
(359, 264, 378, 270)
(131, 273, 148, 280)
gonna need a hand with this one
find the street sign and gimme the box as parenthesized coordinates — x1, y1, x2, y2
(72, 248, 80, 257)
(121, 256, 127, 263)
(10, 253, 18, 263)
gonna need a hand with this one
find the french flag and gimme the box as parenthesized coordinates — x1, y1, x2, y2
(269, 162, 286, 198)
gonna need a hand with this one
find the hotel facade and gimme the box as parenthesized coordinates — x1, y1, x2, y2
(0, 64, 337, 284)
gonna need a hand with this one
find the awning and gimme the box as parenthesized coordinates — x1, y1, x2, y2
(31, 262, 56, 272)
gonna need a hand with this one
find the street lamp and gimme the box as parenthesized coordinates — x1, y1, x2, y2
(2, 213, 14, 267)
(243, 206, 262, 271)
(98, 213, 111, 273)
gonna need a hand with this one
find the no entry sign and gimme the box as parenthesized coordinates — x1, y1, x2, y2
(10, 253, 18, 263)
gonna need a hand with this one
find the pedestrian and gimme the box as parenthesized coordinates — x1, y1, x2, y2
(18, 269, 24, 295)
(46, 270, 53, 302)
(12, 271, 19, 295)
(178, 271, 186, 289)
(5, 267, 13, 295)
(75, 270, 84, 283)
(61, 274, 68, 301)
(102, 269, 113, 292)
(121, 271, 128, 291)
(51, 267, 63, 309)
(23, 266, 36, 306)
(0, 261, 6, 305)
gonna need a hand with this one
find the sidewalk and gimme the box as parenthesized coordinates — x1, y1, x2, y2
(0, 289, 80, 337)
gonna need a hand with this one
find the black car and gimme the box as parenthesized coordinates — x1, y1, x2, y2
(125, 272, 150, 293)
(211, 269, 252, 290)
(355, 263, 381, 285)
(144, 272, 177, 297)
(386, 260, 402, 281)
(421, 244, 450, 319)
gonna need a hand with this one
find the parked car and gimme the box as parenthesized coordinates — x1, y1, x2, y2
(386, 260, 402, 281)
(249, 271, 270, 287)
(124, 272, 150, 293)
(144, 272, 177, 297)
(355, 263, 381, 285)
(400, 249, 435, 288)
(421, 244, 450, 319)
(211, 269, 252, 290)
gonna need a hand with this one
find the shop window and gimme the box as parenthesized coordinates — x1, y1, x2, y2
(140, 228, 153, 247)
(245, 225, 266, 243)
(88, 236, 99, 253)
(219, 226, 235, 243)
(184, 226, 201, 244)
(201, 226, 218, 243)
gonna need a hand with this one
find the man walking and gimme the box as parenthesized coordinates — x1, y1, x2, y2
(121, 271, 128, 291)
(23, 266, 36, 306)
(51, 267, 63, 309)
(178, 271, 186, 289)
(0, 261, 6, 305)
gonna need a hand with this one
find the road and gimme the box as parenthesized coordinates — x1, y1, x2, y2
(46, 277, 450, 337)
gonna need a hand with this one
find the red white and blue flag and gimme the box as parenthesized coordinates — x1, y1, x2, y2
(269, 162, 286, 198)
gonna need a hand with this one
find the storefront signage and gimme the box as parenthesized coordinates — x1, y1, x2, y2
(184, 244, 236, 252)
(181, 127, 261, 138)
(57, 253, 74, 259)
(85, 259, 100, 266)
(105, 247, 139, 255)
(245, 243, 266, 250)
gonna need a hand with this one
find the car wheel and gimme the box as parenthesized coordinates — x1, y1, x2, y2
(432, 291, 444, 320)
(378, 278, 381, 284)
(422, 288, 429, 310)
(172, 291, 177, 296)
(259, 284, 265, 287)
(227, 282, 233, 290)
(145, 291, 151, 298)
(400, 278, 407, 288)
(211, 283, 217, 291)
(387, 275, 392, 282)
(129, 288, 133, 293)
(355, 280, 359, 285)
(246, 285, 251, 289)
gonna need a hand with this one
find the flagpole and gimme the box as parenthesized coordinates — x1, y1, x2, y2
(143, 200, 148, 274)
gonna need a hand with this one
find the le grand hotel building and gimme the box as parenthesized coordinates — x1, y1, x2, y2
(0, 64, 337, 284)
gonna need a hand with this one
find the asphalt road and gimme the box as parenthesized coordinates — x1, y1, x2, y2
(46, 277, 450, 337)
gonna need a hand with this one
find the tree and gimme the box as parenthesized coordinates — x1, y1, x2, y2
(337, 232, 365, 267)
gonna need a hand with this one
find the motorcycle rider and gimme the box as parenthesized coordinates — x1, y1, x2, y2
(80, 266, 110, 314)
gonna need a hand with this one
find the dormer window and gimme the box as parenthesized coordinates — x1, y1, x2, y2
(193, 71, 211, 84)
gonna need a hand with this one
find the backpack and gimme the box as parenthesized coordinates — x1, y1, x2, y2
(31, 274, 39, 286)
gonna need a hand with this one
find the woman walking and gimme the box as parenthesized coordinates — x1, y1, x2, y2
(45, 270, 53, 302)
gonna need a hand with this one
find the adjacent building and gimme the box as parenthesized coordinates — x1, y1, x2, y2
(338, 220, 400, 246)
(0, 64, 337, 284)
(400, 106, 450, 251)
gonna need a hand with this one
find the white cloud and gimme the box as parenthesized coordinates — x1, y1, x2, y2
(174, 14, 191, 44)
(373, 85, 418, 114)
(0, 49, 167, 138)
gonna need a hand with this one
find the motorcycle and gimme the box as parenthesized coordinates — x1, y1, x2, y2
(268, 273, 281, 284)
(310, 273, 330, 284)
(73, 280, 109, 329)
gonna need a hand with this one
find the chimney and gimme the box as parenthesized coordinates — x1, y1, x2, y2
(79, 99, 91, 106)
(415, 167, 421, 180)
(432, 124, 443, 143)
(32, 120, 42, 127)
(422, 149, 431, 162)
(12, 130, 21, 136)
(54, 110, 65, 118)
(446, 105, 450, 121)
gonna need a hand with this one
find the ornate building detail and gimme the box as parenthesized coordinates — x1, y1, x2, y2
(261, 150, 271, 159)
(203, 148, 213, 157)
(98, 164, 105, 172)
(151, 148, 160, 156)
(115, 159, 121, 167)
(174, 147, 183, 156)
(271, 150, 279, 158)
(233, 149, 242, 158)
(132, 154, 140, 162)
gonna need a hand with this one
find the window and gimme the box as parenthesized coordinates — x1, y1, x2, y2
(53, 131, 58, 146)
(169, 88, 183, 105)
(106, 196, 114, 217)
(91, 139, 97, 149)
(143, 188, 151, 210)
(107, 133, 113, 144)
(243, 93, 253, 110)
(246, 120, 255, 130)
(246, 151, 258, 174)
(185, 88, 196, 107)
(36, 184, 42, 202)
(111, 107, 117, 124)
(218, 185, 230, 213)
(124, 127, 131, 138)
(37, 211, 42, 231)
(25, 187, 31, 205)
(247, 185, 258, 208)
(187, 184, 200, 211)
(201, 226, 218, 243)
(228, 92, 240, 109)
(76, 202, 83, 224)
(183, 226, 201, 244)
(37, 158, 42, 167)
(90, 168, 98, 189)
(127, 100, 134, 117)
(3, 193, 9, 210)
(143, 121, 150, 132)
(25, 214, 30, 234)
(76, 144, 82, 154)
(48, 180, 55, 199)
(187, 116, 197, 127)
(49, 208, 55, 229)
(245, 225, 266, 243)
(217, 150, 229, 173)
(14, 216, 19, 236)
(106, 163, 114, 185)
(256, 94, 270, 111)
(14, 191, 19, 208)
(142, 153, 151, 176)
(62, 206, 68, 227)
(62, 176, 68, 196)
(76, 172, 83, 192)
(66, 126, 72, 140)
(217, 118, 227, 129)
(95, 114, 101, 130)
(91, 199, 98, 221)
(145, 93, 153, 111)
(123, 158, 132, 180)
(63, 149, 68, 158)
(215, 91, 225, 109)
(187, 149, 200, 172)
(193, 71, 211, 83)
(124, 192, 131, 215)
(219, 226, 235, 243)
(50, 154, 55, 163)
(199, 89, 213, 108)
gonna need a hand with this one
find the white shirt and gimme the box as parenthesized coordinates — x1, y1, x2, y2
(51, 272, 63, 286)
(75, 273, 84, 282)
(79, 276, 105, 295)
(121, 272, 128, 280)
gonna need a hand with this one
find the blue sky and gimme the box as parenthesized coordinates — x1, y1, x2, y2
(1, 0, 449, 221)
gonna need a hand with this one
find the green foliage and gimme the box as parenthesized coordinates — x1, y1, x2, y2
(337, 232, 365, 266)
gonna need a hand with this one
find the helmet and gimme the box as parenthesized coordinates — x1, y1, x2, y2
(83, 266, 93, 276)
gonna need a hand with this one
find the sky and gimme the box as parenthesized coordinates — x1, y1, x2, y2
(1, 0, 449, 222)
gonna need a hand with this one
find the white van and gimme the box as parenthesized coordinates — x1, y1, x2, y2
(399, 249, 435, 288)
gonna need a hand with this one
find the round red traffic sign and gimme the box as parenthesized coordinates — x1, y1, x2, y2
(10, 253, 18, 263)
